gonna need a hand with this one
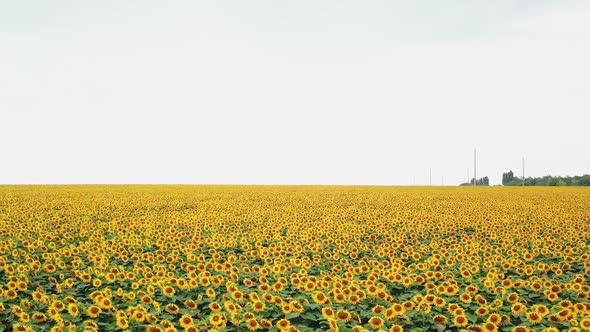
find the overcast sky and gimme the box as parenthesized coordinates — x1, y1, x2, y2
(1, 1, 589, 185)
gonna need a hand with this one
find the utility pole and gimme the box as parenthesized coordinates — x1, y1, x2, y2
(441, 176, 444, 186)
(467, 168, 470, 185)
(522, 157, 525, 186)
(473, 148, 477, 186)
(429, 168, 432, 186)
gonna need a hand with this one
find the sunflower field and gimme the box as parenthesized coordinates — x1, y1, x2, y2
(0, 185, 589, 332)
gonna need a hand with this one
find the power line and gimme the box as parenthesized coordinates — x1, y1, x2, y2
(522, 157, 525, 186)
(473, 148, 477, 186)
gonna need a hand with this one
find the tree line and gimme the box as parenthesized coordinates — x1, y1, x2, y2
(502, 171, 590, 186)
(459, 176, 489, 186)
(458, 172, 590, 186)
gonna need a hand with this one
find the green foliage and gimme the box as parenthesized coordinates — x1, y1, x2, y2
(459, 176, 489, 186)
(502, 171, 514, 185)
(502, 171, 590, 186)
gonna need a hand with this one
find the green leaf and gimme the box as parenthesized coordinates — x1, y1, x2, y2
(434, 323, 446, 332)
(466, 313, 478, 323)
(285, 312, 301, 319)
(337, 322, 355, 332)
(301, 312, 318, 320)
(306, 303, 320, 310)
(410, 328, 427, 332)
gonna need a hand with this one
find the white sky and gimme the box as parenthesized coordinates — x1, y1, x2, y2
(1, 1, 589, 185)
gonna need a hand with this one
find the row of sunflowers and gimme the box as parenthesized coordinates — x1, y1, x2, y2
(0, 185, 589, 332)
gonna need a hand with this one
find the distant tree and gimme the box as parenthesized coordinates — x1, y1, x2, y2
(576, 175, 590, 185)
(501, 170, 590, 186)
(467, 176, 490, 186)
(502, 171, 514, 185)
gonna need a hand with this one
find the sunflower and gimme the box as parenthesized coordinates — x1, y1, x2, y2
(371, 304, 385, 315)
(434, 297, 446, 308)
(231, 290, 244, 301)
(433, 315, 448, 325)
(453, 307, 465, 316)
(389, 325, 403, 332)
(246, 318, 260, 331)
(12, 324, 30, 332)
(133, 310, 146, 322)
(84, 320, 99, 330)
(209, 313, 227, 329)
(276, 319, 291, 331)
(10, 305, 23, 316)
(146, 313, 158, 323)
(52, 300, 66, 312)
(162, 286, 175, 297)
(291, 301, 304, 313)
(556, 309, 571, 321)
(481, 322, 498, 332)
(281, 303, 292, 314)
(209, 302, 222, 312)
(18, 313, 30, 323)
(260, 319, 272, 329)
(322, 307, 336, 320)
(546, 292, 559, 302)
(580, 318, 590, 331)
(324, 319, 337, 332)
(506, 293, 519, 303)
(312, 291, 327, 304)
(141, 295, 153, 305)
(100, 297, 112, 309)
(179, 315, 193, 328)
(417, 303, 431, 313)
(334, 293, 346, 303)
(248, 292, 260, 302)
(453, 315, 468, 327)
(526, 311, 542, 324)
(511, 327, 529, 332)
(348, 294, 360, 304)
(116, 317, 129, 329)
(392, 304, 405, 316)
(384, 307, 396, 320)
(459, 293, 472, 304)
(32, 291, 43, 302)
(475, 307, 488, 317)
(67, 303, 79, 317)
(486, 313, 502, 325)
(532, 304, 549, 316)
(252, 301, 266, 312)
(32, 312, 47, 323)
(86, 305, 101, 318)
(368, 317, 384, 329)
(336, 310, 351, 322)
(165, 304, 180, 315)
(105, 273, 116, 282)
(224, 301, 237, 313)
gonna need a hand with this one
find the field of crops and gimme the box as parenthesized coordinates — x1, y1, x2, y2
(0, 185, 589, 332)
